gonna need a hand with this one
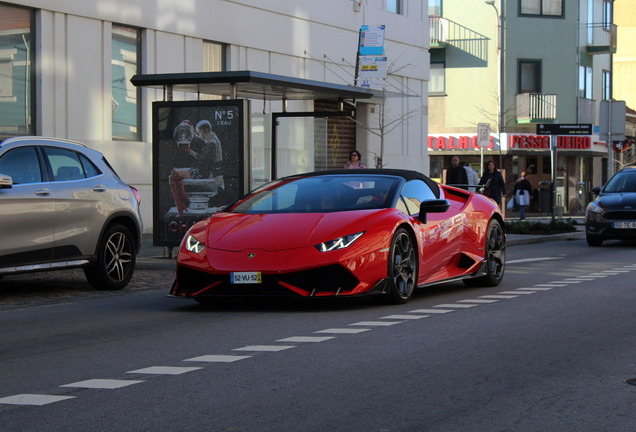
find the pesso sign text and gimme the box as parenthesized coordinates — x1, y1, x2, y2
(511, 135, 590, 149)
(428, 135, 591, 151)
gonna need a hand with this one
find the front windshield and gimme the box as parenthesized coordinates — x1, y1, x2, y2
(604, 171, 636, 193)
(230, 175, 401, 214)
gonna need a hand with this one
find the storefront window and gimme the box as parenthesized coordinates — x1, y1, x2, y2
(0, 3, 34, 136)
(111, 24, 140, 141)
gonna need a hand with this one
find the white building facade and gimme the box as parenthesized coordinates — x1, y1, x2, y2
(1, 0, 430, 231)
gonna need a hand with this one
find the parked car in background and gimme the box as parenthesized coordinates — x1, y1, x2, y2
(0, 136, 143, 289)
(585, 166, 636, 246)
(170, 169, 505, 305)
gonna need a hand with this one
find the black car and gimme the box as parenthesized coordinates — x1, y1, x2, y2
(585, 166, 636, 246)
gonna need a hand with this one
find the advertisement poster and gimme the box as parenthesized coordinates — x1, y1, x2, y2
(153, 100, 246, 246)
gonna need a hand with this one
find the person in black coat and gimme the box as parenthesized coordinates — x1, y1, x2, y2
(479, 160, 506, 208)
(513, 172, 533, 219)
(446, 155, 468, 189)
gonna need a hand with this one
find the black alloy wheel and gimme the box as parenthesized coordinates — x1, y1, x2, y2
(85, 223, 136, 290)
(385, 227, 418, 304)
(464, 219, 505, 287)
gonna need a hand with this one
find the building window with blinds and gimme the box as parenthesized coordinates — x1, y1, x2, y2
(202, 41, 226, 100)
(112, 24, 141, 141)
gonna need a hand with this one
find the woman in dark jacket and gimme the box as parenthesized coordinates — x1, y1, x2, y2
(479, 160, 506, 209)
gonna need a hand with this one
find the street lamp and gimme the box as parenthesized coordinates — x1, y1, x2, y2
(484, 0, 504, 170)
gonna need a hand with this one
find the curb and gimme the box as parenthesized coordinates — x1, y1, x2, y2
(506, 231, 584, 247)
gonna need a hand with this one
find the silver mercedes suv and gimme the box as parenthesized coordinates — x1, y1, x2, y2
(0, 136, 143, 290)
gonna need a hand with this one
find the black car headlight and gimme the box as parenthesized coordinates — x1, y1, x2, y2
(184, 234, 205, 254)
(586, 202, 604, 222)
(315, 232, 364, 252)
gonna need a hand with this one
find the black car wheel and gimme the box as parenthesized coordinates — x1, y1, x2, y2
(465, 219, 505, 287)
(385, 227, 418, 304)
(85, 223, 136, 290)
(586, 233, 603, 247)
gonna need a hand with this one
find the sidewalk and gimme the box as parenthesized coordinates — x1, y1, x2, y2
(137, 215, 586, 269)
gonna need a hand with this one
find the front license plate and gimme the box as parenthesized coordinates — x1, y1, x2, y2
(613, 221, 636, 229)
(231, 272, 262, 284)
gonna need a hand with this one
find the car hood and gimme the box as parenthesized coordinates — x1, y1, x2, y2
(598, 193, 636, 210)
(205, 211, 379, 252)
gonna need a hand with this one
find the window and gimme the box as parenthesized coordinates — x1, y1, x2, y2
(0, 3, 34, 136)
(41, 147, 101, 181)
(518, 60, 541, 94)
(602, 70, 611, 101)
(111, 24, 141, 141)
(387, 0, 403, 14)
(0, 147, 41, 184)
(579, 65, 592, 99)
(428, 0, 441, 16)
(603, 0, 612, 30)
(202, 41, 226, 100)
(520, 0, 563, 17)
(429, 63, 446, 94)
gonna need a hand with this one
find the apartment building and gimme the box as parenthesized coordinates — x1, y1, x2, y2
(0, 0, 430, 230)
(428, 0, 617, 215)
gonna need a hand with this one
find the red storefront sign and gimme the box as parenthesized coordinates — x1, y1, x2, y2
(428, 135, 591, 151)
(511, 135, 591, 150)
(428, 136, 494, 150)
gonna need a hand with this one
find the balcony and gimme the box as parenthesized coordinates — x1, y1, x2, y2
(429, 17, 488, 59)
(584, 23, 617, 54)
(516, 93, 557, 124)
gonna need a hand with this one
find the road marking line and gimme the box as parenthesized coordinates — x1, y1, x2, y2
(458, 299, 499, 303)
(315, 328, 371, 334)
(479, 295, 518, 299)
(0, 394, 76, 406)
(499, 291, 535, 295)
(380, 314, 429, 320)
(560, 279, 585, 283)
(61, 379, 144, 389)
(586, 273, 609, 277)
(409, 309, 454, 314)
(184, 355, 252, 363)
(519, 287, 552, 291)
(277, 336, 335, 343)
(126, 366, 202, 375)
(233, 345, 295, 352)
(350, 321, 402, 326)
(533, 283, 567, 287)
(434, 303, 477, 308)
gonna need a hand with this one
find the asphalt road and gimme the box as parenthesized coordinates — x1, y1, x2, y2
(2, 235, 636, 431)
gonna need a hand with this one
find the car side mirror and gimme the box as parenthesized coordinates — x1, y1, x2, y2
(591, 186, 601, 195)
(418, 199, 450, 223)
(0, 173, 13, 189)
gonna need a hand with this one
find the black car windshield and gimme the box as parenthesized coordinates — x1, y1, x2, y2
(604, 170, 636, 193)
(230, 175, 401, 214)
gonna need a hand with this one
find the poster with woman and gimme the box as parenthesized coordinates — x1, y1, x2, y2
(152, 100, 247, 246)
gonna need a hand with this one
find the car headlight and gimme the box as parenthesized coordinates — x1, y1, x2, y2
(315, 232, 364, 252)
(586, 202, 604, 222)
(185, 234, 205, 254)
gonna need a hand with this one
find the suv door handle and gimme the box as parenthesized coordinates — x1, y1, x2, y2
(93, 185, 107, 192)
(35, 188, 51, 196)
